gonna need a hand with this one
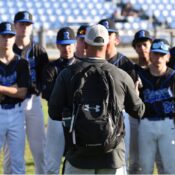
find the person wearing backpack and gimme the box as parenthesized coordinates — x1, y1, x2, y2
(48, 24, 145, 175)
(136, 39, 175, 174)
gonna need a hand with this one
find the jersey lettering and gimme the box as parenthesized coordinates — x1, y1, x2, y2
(143, 87, 173, 103)
(0, 72, 17, 86)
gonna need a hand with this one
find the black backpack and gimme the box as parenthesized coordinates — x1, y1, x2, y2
(69, 64, 124, 154)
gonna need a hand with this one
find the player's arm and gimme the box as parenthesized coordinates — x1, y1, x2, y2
(35, 44, 49, 87)
(42, 62, 57, 101)
(0, 85, 27, 99)
(0, 59, 31, 99)
(123, 71, 145, 118)
(49, 70, 67, 121)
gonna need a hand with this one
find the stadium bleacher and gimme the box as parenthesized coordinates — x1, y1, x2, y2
(1, 0, 174, 46)
(0, 0, 116, 30)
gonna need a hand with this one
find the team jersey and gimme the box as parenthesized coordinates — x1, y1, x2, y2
(0, 56, 31, 105)
(108, 52, 137, 82)
(137, 67, 175, 119)
(42, 57, 77, 101)
(13, 42, 49, 95)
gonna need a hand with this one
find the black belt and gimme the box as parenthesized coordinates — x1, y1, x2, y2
(0, 103, 21, 110)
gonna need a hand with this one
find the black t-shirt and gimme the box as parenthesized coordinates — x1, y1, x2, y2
(108, 52, 138, 82)
(0, 56, 31, 104)
(13, 42, 49, 95)
(42, 57, 77, 101)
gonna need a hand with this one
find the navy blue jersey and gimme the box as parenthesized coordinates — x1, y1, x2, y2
(0, 56, 31, 105)
(137, 67, 175, 119)
(42, 57, 77, 101)
(108, 52, 137, 82)
(13, 42, 49, 95)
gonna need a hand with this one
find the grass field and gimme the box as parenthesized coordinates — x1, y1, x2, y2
(0, 99, 158, 174)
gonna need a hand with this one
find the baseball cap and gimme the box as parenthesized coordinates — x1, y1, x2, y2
(14, 11, 33, 24)
(85, 24, 109, 46)
(98, 18, 117, 33)
(132, 30, 152, 46)
(0, 22, 16, 36)
(76, 24, 89, 38)
(56, 27, 76, 45)
(150, 39, 170, 54)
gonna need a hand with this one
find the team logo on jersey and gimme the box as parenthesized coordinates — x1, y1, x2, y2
(6, 23, 11, 31)
(143, 88, 173, 103)
(102, 21, 109, 29)
(163, 101, 175, 114)
(63, 31, 70, 40)
(23, 12, 29, 20)
(0, 72, 17, 86)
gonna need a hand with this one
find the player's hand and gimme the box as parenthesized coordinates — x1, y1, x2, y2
(135, 80, 140, 96)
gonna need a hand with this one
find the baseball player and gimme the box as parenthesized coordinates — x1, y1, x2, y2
(98, 18, 137, 169)
(131, 29, 153, 174)
(132, 30, 164, 174)
(0, 21, 30, 174)
(3, 11, 49, 174)
(42, 27, 77, 174)
(74, 24, 89, 60)
(136, 38, 175, 174)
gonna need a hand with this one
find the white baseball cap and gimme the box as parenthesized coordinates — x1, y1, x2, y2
(85, 24, 109, 46)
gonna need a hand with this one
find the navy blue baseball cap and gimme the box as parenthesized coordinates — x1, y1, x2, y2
(56, 27, 76, 45)
(0, 22, 16, 35)
(132, 30, 152, 47)
(150, 39, 170, 54)
(76, 24, 89, 38)
(98, 18, 118, 33)
(14, 11, 33, 24)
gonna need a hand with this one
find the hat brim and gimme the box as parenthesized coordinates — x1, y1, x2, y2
(151, 49, 169, 54)
(132, 37, 152, 47)
(133, 37, 152, 43)
(77, 34, 85, 38)
(85, 39, 108, 46)
(108, 29, 118, 33)
(0, 31, 16, 35)
(15, 20, 33, 24)
(56, 40, 76, 45)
